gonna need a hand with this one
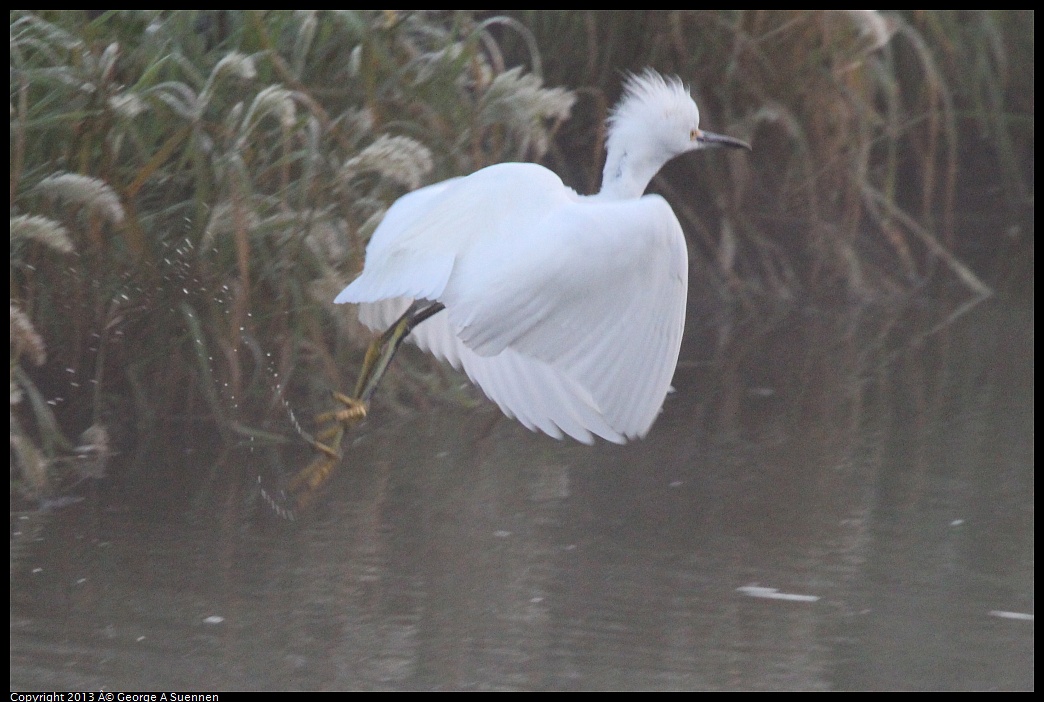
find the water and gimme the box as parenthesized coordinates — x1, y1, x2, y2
(10, 297, 1033, 690)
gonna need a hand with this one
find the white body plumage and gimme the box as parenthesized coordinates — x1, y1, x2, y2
(335, 71, 748, 443)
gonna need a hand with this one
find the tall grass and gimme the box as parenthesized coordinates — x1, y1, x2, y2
(10, 10, 575, 502)
(506, 10, 1030, 300)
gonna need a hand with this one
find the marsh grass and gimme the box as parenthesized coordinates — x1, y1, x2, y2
(507, 10, 1029, 300)
(10, 10, 577, 505)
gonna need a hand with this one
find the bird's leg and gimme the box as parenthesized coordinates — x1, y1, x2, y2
(317, 299, 446, 446)
(312, 301, 444, 453)
(354, 301, 445, 405)
(275, 301, 445, 516)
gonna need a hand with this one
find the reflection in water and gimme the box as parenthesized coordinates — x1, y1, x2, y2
(11, 299, 1033, 690)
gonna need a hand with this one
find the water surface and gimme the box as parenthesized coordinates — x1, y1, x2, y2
(11, 298, 1034, 690)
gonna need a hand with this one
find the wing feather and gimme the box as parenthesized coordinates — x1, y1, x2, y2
(440, 193, 687, 439)
(337, 162, 687, 442)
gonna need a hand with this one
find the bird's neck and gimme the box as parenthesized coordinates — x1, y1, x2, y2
(596, 147, 663, 200)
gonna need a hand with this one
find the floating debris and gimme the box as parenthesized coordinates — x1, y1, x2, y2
(736, 585, 820, 603)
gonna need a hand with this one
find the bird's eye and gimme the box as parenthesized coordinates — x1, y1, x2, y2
(690, 128, 699, 141)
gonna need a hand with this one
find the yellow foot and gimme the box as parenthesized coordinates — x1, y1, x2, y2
(315, 391, 368, 426)
(263, 391, 371, 519)
(308, 392, 368, 458)
(288, 450, 340, 495)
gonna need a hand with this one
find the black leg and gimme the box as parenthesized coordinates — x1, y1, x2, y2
(266, 301, 446, 518)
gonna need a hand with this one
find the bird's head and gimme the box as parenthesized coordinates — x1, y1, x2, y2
(609, 70, 750, 160)
(600, 70, 749, 199)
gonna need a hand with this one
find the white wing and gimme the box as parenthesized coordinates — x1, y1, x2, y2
(335, 164, 567, 304)
(336, 162, 688, 443)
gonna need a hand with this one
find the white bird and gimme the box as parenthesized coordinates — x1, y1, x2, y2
(334, 70, 749, 444)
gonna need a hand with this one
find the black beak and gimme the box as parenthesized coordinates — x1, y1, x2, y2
(696, 129, 751, 151)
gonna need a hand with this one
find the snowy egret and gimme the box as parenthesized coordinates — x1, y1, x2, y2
(331, 70, 749, 446)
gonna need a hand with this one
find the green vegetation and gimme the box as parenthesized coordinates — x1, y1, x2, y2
(10, 11, 1032, 505)
(509, 10, 1030, 298)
